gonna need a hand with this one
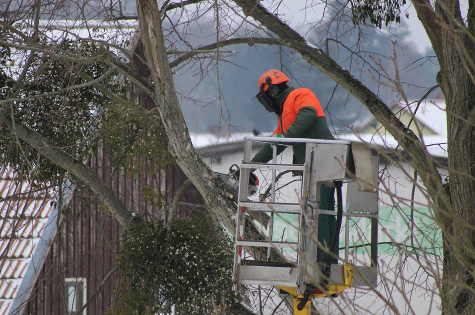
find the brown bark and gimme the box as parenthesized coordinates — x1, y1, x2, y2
(135, 0, 237, 235)
(232, 0, 448, 213)
(412, 0, 475, 313)
(0, 116, 140, 229)
(232, 1, 472, 314)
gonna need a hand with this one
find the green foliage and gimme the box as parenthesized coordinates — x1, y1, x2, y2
(141, 185, 168, 208)
(0, 39, 124, 183)
(110, 218, 241, 315)
(0, 46, 13, 87)
(101, 102, 172, 176)
(0, 69, 14, 103)
(350, 0, 407, 28)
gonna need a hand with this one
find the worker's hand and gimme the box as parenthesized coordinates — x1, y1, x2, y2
(249, 172, 259, 186)
(228, 164, 240, 180)
(272, 133, 284, 138)
(228, 164, 258, 186)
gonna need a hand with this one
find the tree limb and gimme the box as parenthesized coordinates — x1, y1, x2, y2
(0, 116, 139, 229)
(233, 0, 449, 210)
(169, 37, 282, 68)
(136, 0, 238, 235)
(410, 0, 443, 56)
(168, 179, 192, 226)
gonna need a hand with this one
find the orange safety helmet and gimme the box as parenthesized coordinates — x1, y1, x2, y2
(257, 69, 290, 92)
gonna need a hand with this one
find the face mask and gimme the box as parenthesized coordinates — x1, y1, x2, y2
(256, 77, 283, 114)
(256, 83, 275, 112)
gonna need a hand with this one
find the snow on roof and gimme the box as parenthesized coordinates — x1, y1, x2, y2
(5, 20, 136, 79)
(0, 168, 72, 315)
(191, 100, 447, 158)
(338, 133, 447, 158)
(405, 99, 447, 136)
(190, 132, 270, 148)
(348, 99, 448, 158)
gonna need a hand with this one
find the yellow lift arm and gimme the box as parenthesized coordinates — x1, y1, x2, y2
(277, 262, 354, 314)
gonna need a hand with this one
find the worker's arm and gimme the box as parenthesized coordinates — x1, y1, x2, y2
(283, 107, 317, 138)
(252, 107, 320, 162)
(251, 142, 286, 163)
(251, 107, 317, 162)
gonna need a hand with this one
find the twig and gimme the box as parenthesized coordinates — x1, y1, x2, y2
(75, 265, 119, 315)
(168, 179, 192, 226)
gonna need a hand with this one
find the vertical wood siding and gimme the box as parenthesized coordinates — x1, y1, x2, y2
(24, 38, 205, 314)
(24, 147, 205, 315)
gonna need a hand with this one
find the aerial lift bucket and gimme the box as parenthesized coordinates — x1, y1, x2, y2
(233, 137, 379, 312)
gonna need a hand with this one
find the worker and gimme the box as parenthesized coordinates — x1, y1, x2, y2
(251, 69, 337, 263)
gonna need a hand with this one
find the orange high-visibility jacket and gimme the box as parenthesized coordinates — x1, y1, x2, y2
(252, 87, 333, 165)
(251, 86, 337, 264)
(273, 88, 325, 135)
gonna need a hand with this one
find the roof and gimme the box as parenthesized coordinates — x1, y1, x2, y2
(408, 99, 447, 136)
(356, 99, 446, 137)
(346, 99, 448, 158)
(0, 168, 71, 315)
(191, 132, 264, 149)
(192, 99, 448, 160)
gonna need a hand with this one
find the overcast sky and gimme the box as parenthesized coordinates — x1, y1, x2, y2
(400, 5, 432, 54)
(398, 0, 469, 54)
(110, 0, 436, 54)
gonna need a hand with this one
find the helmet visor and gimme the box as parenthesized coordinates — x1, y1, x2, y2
(256, 92, 275, 112)
(256, 83, 274, 112)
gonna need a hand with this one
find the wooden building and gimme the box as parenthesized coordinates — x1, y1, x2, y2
(0, 38, 205, 315)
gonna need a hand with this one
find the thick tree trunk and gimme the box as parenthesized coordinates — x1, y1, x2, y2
(136, 0, 237, 233)
(233, 0, 447, 209)
(0, 116, 140, 229)
(440, 56, 475, 315)
(410, 0, 475, 313)
(443, 82, 475, 315)
(435, 6, 475, 314)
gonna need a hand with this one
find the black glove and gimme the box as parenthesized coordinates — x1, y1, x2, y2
(249, 172, 259, 186)
(229, 164, 259, 186)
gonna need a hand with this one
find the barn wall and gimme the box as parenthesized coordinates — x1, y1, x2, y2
(24, 149, 204, 315)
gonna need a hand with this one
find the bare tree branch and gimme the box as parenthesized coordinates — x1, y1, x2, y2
(411, 0, 443, 56)
(168, 179, 192, 226)
(233, 0, 449, 211)
(0, 116, 139, 229)
(169, 37, 281, 68)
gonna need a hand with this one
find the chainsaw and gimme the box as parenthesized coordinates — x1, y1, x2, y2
(214, 164, 259, 197)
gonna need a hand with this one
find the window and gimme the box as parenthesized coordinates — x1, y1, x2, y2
(65, 278, 86, 315)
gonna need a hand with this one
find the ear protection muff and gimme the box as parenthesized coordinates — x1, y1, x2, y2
(266, 77, 280, 99)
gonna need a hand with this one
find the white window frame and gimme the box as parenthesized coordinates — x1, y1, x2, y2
(65, 277, 87, 315)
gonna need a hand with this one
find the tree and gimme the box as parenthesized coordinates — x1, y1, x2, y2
(1, 0, 473, 314)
